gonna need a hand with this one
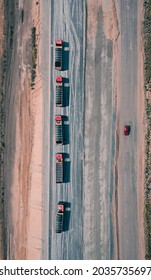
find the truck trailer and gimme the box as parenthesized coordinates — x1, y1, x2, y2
(56, 202, 64, 233)
(56, 76, 63, 107)
(55, 115, 63, 145)
(56, 153, 63, 183)
(55, 40, 63, 70)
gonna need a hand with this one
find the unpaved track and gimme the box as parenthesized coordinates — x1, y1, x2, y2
(40, 0, 51, 260)
(83, 6, 113, 259)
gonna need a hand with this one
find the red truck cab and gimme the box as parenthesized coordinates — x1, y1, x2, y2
(57, 203, 64, 212)
(55, 115, 62, 122)
(56, 153, 63, 162)
(56, 40, 62, 46)
(56, 76, 63, 83)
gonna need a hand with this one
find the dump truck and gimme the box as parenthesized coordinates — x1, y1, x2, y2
(56, 202, 64, 233)
(56, 76, 63, 107)
(55, 40, 63, 70)
(55, 115, 63, 145)
(56, 153, 63, 183)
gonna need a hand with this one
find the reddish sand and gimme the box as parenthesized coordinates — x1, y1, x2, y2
(8, 0, 43, 259)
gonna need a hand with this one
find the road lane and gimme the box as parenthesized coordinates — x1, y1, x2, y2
(49, 0, 86, 260)
(117, 0, 140, 259)
(41, 0, 144, 260)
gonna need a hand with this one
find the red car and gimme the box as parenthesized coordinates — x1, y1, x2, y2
(124, 125, 130, 136)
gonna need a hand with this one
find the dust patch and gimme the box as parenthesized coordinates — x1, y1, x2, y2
(5, 0, 43, 260)
(87, 0, 102, 43)
(87, 0, 119, 43)
(10, 77, 34, 259)
(102, 0, 119, 41)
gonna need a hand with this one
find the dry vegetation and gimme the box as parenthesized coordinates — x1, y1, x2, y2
(143, 0, 151, 260)
(30, 26, 38, 89)
(0, 0, 6, 260)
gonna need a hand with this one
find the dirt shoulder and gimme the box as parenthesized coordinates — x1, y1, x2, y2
(4, 0, 43, 259)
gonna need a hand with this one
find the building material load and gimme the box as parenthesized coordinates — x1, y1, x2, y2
(56, 153, 63, 183)
(56, 202, 64, 233)
(55, 115, 63, 145)
(55, 40, 63, 70)
(56, 76, 63, 107)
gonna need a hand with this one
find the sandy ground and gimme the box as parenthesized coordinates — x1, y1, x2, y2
(5, 0, 43, 259)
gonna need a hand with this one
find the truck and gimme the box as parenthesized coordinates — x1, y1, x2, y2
(56, 202, 64, 233)
(55, 40, 63, 70)
(56, 76, 63, 107)
(56, 153, 63, 183)
(55, 115, 63, 145)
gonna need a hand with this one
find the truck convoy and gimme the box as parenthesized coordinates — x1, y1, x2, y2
(56, 153, 64, 183)
(55, 115, 63, 145)
(56, 76, 63, 107)
(55, 40, 63, 70)
(56, 202, 64, 233)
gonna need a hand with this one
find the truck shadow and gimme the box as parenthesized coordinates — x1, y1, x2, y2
(62, 42, 69, 71)
(62, 153, 70, 183)
(63, 210, 71, 232)
(63, 202, 71, 232)
(63, 77, 70, 107)
(63, 115, 69, 145)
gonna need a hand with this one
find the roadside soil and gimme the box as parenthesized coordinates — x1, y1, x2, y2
(4, 0, 43, 259)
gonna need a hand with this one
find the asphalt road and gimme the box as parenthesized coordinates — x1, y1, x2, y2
(47, 0, 86, 260)
(117, 0, 140, 259)
(41, 0, 142, 260)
